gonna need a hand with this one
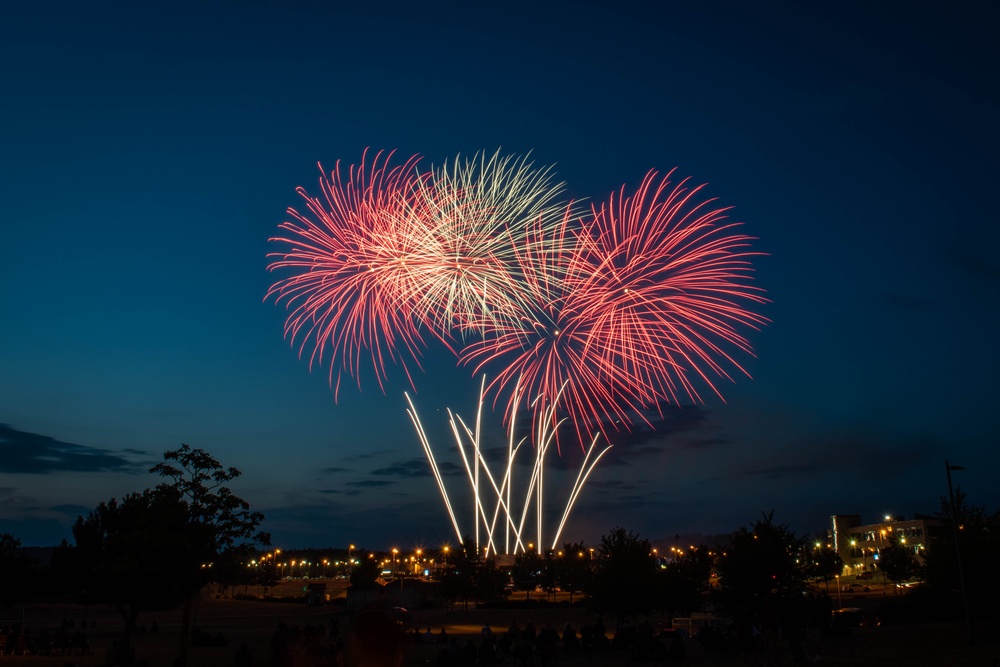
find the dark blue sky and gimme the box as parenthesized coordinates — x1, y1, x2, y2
(2, 1, 998, 550)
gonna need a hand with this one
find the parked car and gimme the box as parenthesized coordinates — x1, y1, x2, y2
(857, 571, 874, 580)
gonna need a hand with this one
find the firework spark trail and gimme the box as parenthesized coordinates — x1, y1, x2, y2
(266, 150, 433, 397)
(574, 170, 769, 408)
(268, 151, 767, 551)
(405, 393, 463, 540)
(461, 170, 768, 449)
(460, 205, 654, 450)
(404, 150, 570, 339)
(407, 377, 606, 555)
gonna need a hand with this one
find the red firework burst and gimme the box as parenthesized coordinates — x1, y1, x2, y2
(268, 153, 766, 450)
(265, 150, 433, 398)
(461, 170, 768, 450)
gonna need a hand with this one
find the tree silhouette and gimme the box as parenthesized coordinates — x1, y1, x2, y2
(67, 445, 267, 666)
(585, 527, 660, 629)
(878, 538, 919, 592)
(511, 550, 543, 602)
(439, 539, 500, 612)
(555, 541, 592, 604)
(808, 544, 844, 588)
(0, 533, 36, 606)
(661, 544, 712, 617)
(150, 445, 268, 666)
(70, 487, 204, 633)
(714, 511, 807, 654)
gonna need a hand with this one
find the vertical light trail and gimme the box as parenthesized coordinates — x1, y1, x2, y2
(407, 379, 606, 555)
(270, 153, 767, 553)
(405, 392, 462, 542)
(551, 435, 613, 549)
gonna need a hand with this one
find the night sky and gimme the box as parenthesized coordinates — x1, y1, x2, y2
(2, 1, 998, 551)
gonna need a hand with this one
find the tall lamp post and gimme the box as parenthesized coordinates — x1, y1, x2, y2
(946, 460, 972, 645)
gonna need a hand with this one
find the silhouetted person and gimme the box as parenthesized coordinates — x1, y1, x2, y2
(562, 624, 579, 653)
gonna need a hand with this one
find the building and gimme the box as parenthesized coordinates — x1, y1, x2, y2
(830, 513, 943, 574)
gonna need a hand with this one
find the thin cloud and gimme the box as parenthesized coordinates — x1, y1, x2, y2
(371, 458, 464, 478)
(318, 488, 360, 496)
(371, 459, 430, 478)
(345, 480, 394, 488)
(0, 425, 142, 474)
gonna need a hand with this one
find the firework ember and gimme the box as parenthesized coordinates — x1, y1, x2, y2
(267, 150, 767, 551)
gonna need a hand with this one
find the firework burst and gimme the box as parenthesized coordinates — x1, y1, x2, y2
(403, 150, 570, 338)
(265, 150, 432, 397)
(267, 152, 767, 551)
(577, 169, 769, 406)
(461, 170, 768, 449)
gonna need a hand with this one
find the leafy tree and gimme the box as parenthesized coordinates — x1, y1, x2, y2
(555, 541, 592, 603)
(808, 545, 844, 587)
(350, 555, 382, 588)
(539, 550, 560, 600)
(661, 544, 712, 617)
(474, 556, 507, 603)
(585, 527, 661, 629)
(150, 445, 269, 552)
(878, 538, 919, 591)
(511, 550, 543, 601)
(438, 539, 485, 612)
(254, 557, 281, 595)
(66, 445, 267, 666)
(69, 487, 204, 633)
(924, 489, 1000, 613)
(150, 445, 268, 666)
(0, 533, 36, 606)
(714, 512, 806, 633)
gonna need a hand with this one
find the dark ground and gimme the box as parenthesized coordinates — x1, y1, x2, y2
(1, 582, 998, 666)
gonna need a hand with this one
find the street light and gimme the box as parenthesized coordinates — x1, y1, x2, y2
(946, 460, 972, 645)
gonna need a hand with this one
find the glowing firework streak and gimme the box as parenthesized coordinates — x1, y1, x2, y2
(462, 170, 768, 449)
(268, 151, 766, 550)
(404, 150, 570, 339)
(266, 150, 432, 397)
(406, 378, 612, 554)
